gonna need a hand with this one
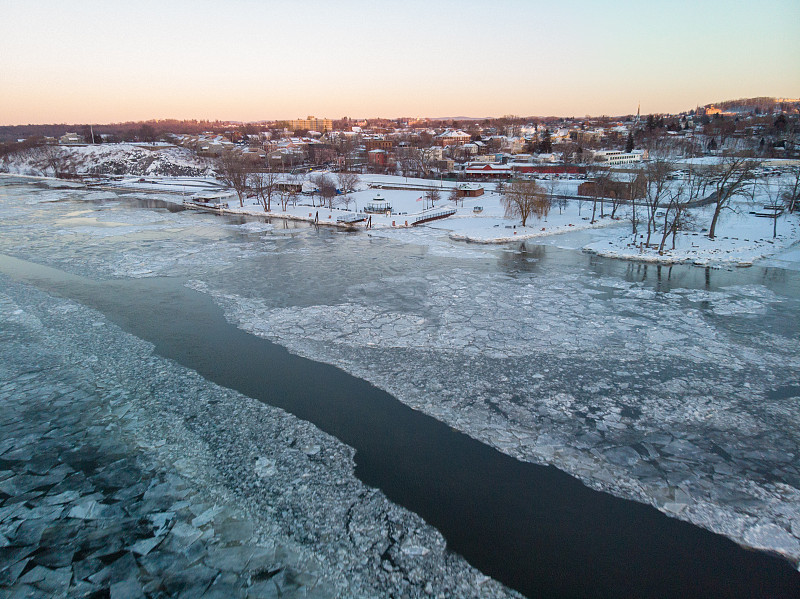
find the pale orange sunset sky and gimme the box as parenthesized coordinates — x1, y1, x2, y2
(2, 0, 798, 125)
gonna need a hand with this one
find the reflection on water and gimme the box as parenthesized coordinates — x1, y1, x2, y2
(498, 242, 546, 275)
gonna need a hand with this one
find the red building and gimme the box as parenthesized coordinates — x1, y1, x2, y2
(456, 183, 485, 198)
(463, 163, 513, 179)
(368, 149, 387, 166)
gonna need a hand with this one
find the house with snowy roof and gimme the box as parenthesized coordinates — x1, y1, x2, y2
(456, 183, 484, 198)
(436, 129, 471, 146)
(59, 132, 83, 145)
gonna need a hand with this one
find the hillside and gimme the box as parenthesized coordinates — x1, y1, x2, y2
(704, 97, 800, 114)
(0, 143, 214, 178)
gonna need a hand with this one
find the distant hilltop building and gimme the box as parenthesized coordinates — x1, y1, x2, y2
(288, 116, 332, 133)
(698, 105, 722, 116)
(59, 132, 83, 145)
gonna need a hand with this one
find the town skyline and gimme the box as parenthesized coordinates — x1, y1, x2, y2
(3, 0, 799, 125)
(2, 99, 799, 127)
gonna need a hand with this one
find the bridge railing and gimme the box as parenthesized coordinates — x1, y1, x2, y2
(410, 208, 457, 225)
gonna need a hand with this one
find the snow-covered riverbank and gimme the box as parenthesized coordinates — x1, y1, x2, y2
(103, 171, 800, 267)
(5, 154, 800, 268)
(584, 201, 800, 266)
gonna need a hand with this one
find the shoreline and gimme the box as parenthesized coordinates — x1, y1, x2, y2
(447, 216, 624, 244)
(3, 171, 798, 269)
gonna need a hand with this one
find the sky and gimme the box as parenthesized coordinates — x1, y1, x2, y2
(2, 0, 799, 125)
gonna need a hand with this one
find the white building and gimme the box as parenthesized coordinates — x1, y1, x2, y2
(586, 150, 646, 165)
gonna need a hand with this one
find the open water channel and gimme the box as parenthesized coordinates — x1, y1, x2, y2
(1, 177, 799, 598)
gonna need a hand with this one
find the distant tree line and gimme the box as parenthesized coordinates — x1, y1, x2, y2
(0, 119, 242, 144)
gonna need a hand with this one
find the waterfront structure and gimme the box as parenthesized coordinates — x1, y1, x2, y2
(364, 192, 392, 214)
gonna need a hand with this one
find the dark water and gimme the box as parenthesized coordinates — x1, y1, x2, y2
(2, 254, 799, 599)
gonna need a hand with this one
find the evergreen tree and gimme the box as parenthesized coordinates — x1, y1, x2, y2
(540, 129, 552, 153)
(625, 131, 634, 153)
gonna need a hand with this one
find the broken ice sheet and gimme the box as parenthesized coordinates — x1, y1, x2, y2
(193, 263, 800, 563)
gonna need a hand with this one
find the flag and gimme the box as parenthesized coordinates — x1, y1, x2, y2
(416, 196, 422, 201)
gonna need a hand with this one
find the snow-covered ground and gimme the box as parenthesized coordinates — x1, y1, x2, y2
(1, 143, 215, 178)
(102, 174, 623, 243)
(584, 200, 800, 266)
(180, 172, 800, 267)
(3, 146, 800, 268)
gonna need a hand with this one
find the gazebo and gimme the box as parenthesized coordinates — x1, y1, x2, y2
(364, 193, 392, 215)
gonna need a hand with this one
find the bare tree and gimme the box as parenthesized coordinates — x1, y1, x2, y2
(216, 151, 250, 207)
(276, 184, 287, 213)
(337, 171, 360, 210)
(559, 142, 578, 164)
(315, 174, 338, 209)
(35, 145, 68, 177)
(607, 177, 627, 219)
(282, 173, 301, 210)
(424, 187, 441, 209)
(448, 186, 461, 206)
(627, 169, 646, 237)
(706, 157, 758, 239)
(547, 177, 566, 215)
(641, 157, 674, 246)
(395, 148, 414, 179)
(532, 188, 551, 221)
(308, 173, 324, 207)
(402, 147, 435, 179)
(250, 168, 279, 212)
(589, 170, 609, 223)
(657, 181, 691, 252)
(781, 165, 800, 213)
(501, 179, 544, 227)
(760, 175, 786, 239)
(336, 135, 361, 171)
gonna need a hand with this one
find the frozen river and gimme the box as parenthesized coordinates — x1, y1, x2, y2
(1, 177, 800, 597)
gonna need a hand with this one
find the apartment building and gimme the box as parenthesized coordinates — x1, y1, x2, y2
(288, 116, 333, 133)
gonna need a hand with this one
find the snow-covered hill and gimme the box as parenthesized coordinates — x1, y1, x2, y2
(0, 143, 214, 177)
